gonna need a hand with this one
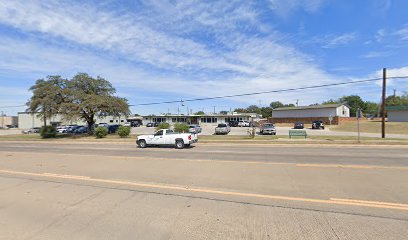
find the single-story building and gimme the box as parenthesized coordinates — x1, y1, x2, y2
(270, 104, 350, 124)
(18, 112, 134, 129)
(386, 106, 408, 122)
(142, 112, 261, 126)
(1, 115, 18, 128)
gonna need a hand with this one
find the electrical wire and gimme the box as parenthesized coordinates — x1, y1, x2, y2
(1, 75, 407, 109)
(130, 76, 408, 106)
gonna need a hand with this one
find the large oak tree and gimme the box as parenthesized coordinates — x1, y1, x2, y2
(61, 73, 129, 131)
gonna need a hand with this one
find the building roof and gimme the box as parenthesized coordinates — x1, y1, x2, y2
(385, 105, 408, 111)
(273, 104, 346, 111)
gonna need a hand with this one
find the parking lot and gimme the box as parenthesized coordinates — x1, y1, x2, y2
(131, 125, 408, 139)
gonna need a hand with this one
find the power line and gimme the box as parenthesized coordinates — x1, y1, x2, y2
(0, 104, 26, 109)
(1, 75, 407, 109)
(130, 76, 408, 106)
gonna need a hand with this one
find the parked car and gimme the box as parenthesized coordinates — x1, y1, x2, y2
(123, 122, 131, 127)
(131, 121, 141, 127)
(107, 124, 120, 134)
(73, 126, 88, 134)
(188, 125, 202, 134)
(66, 125, 79, 133)
(228, 121, 239, 127)
(260, 123, 276, 135)
(146, 122, 154, 127)
(215, 123, 231, 135)
(22, 127, 41, 134)
(57, 126, 68, 133)
(238, 120, 250, 127)
(294, 122, 304, 129)
(312, 120, 325, 130)
(136, 129, 198, 149)
(98, 122, 109, 127)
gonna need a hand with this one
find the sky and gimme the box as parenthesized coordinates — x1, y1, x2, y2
(0, 0, 408, 116)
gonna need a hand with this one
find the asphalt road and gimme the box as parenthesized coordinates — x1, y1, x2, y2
(0, 141, 407, 239)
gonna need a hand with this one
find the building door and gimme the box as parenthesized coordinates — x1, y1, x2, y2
(190, 117, 198, 124)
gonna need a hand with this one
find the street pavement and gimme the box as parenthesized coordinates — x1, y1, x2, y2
(0, 142, 407, 239)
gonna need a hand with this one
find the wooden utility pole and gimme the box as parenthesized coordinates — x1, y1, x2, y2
(381, 68, 386, 138)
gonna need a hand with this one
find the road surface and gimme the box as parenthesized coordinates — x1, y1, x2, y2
(0, 141, 407, 239)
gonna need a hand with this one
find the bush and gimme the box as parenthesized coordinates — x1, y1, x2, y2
(173, 123, 189, 133)
(155, 122, 170, 131)
(94, 126, 108, 138)
(117, 125, 131, 138)
(40, 126, 57, 138)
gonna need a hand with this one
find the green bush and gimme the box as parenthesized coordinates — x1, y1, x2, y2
(173, 123, 189, 133)
(94, 126, 108, 138)
(40, 126, 57, 138)
(117, 125, 131, 138)
(155, 122, 170, 131)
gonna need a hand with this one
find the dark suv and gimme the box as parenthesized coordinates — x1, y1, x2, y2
(312, 121, 325, 129)
(294, 122, 304, 129)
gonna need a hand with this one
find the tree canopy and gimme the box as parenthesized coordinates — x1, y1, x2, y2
(27, 75, 67, 126)
(27, 73, 129, 131)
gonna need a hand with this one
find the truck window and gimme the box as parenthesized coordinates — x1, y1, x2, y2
(155, 130, 163, 136)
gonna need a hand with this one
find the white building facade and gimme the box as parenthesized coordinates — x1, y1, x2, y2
(272, 104, 350, 118)
(141, 113, 261, 126)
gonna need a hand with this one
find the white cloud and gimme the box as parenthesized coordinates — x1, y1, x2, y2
(269, 0, 327, 17)
(396, 26, 408, 40)
(375, 29, 386, 42)
(321, 33, 357, 48)
(362, 51, 392, 58)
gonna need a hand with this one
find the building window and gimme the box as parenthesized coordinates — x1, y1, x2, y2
(121, 120, 124, 122)
(201, 117, 217, 123)
(110, 120, 114, 123)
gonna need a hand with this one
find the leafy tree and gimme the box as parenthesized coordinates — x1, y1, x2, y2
(173, 123, 189, 133)
(364, 101, 379, 116)
(386, 94, 408, 106)
(27, 76, 66, 127)
(156, 122, 170, 131)
(194, 111, 205, 115)
(270, 101, 284, 109)
(283, 103, 296, 107)
(219, 110, 228, 115)
(61, 73, 129, 132)
(322, 99, 339, 105)
(246, 105, 260, 113)
(233, 108, 248, 113)
(260, 107, 272, 118)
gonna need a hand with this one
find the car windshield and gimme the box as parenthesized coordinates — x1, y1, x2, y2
(264, 124, 274, 127)
(217, 124, 227, 127)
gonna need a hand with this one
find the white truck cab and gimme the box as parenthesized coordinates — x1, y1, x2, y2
(137, 129, 198, 149)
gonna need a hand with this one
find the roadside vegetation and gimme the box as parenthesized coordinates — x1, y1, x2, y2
(173, 123, 189, 133)
(94, 126, 108, 138)
(155, 123, 170, 131)
(26, 73, 129, 135)
(117, 126, 131, 138)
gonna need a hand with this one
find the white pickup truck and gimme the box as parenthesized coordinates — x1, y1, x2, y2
(136, 129, 198, 149)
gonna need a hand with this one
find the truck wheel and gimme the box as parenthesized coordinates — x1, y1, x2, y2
(175, 140, 184, 149)
(138, 140, 147, 148)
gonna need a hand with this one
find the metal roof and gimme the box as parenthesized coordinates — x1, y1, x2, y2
(273, 104, 346, 111)
(385, 105, 408, 111)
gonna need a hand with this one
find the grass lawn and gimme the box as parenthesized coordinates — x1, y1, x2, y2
(329, 121, 408, 134)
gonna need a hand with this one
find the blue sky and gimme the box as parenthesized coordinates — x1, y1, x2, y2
(1, 0, 408, 116)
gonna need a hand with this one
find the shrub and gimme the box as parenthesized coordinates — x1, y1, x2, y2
(174, 123, 189, 133)
(40, 126, 57, 138)
(117, 125, 131, 138)
(94, 126, 108, 138)
(155, 122, 170, 131)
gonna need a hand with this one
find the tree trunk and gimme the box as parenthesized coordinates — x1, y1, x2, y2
(43, 109, 47, 127)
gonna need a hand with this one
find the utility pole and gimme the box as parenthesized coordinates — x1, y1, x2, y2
(1, 111, 3, 128)
(381, 68, 386, 139)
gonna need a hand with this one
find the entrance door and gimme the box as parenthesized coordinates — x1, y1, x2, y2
(190, 117, 198, 124)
